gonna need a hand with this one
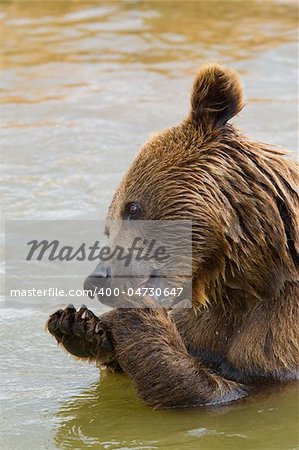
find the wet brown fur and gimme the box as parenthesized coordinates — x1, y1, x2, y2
(47, 64, 299, 408)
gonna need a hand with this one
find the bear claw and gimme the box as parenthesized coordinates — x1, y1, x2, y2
(46, 304, 115, 363)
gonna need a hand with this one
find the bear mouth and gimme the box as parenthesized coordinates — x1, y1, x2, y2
(137, 270, 161, 288)
(85, 267, 189, 308)
(136, 271, 189, 307)
(136, 271, 163, 302)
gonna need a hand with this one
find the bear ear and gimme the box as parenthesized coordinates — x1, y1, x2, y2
(190, 63, 244, 128)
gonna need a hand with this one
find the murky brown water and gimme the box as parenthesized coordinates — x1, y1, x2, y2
(0, 1, 298, 449)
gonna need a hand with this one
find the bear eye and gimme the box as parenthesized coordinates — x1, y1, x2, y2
(125, 202, 142, 219)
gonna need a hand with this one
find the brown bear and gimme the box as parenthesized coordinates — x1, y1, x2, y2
(47, 63, 299, 409)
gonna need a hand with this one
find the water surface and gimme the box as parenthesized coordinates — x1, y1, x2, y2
(0, 1, 298, 449)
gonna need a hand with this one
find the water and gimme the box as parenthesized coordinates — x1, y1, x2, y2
(0, 1, 298, 449)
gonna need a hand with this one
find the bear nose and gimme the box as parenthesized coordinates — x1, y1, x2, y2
(83, 263, 111, 299)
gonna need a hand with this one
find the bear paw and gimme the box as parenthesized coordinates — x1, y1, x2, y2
(46, 304, 118, 370)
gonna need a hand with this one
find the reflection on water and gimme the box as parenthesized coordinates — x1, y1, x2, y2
(1, 1, 297, 68)
(0, 1, 298, 449)
(54, 377, 299, 450)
